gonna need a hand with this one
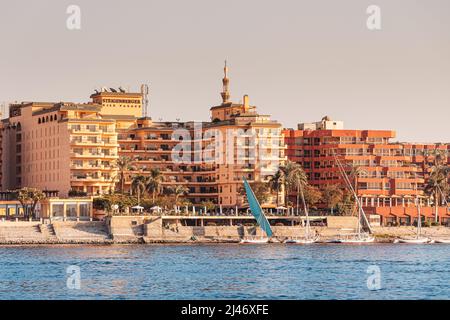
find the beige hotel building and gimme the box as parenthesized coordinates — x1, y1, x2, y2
(0, 66, 286, 208)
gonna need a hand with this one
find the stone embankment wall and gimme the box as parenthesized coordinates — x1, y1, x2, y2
(0, 221, 111, 244)
(139, 216, 359, 243)
(2, 216, 449, 244)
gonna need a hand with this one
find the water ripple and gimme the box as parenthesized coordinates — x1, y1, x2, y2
(0, 244, 449, 299)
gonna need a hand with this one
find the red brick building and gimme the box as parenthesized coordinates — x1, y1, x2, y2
(283, 117, 450, 226)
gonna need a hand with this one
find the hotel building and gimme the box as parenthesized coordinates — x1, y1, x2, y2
(117, 64, 285, 207)
(284, 117, 450, 225)
(0, 65, 285, 209)
(1, 91, 142, 196)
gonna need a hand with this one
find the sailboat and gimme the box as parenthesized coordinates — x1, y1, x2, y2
(394, 199, 431, 244)
(284, 181, 319, 244)
(239, 178, 273, 244)
(330, 152, 375, 243)
(430, 185, 450, 244)
(394, 172, 431, 244)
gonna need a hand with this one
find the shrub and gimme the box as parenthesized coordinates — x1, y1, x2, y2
(68, 189, 88, 197)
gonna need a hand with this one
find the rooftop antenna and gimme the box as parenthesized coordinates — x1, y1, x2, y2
(141, 84, 149, 117)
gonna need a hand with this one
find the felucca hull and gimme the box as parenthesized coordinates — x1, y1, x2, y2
(394, 238, 430, 244)
(284, 237, 319, 244)
(329, 233, 375, 243)
(239, 238, 269, 244)
(334, 237, 375, 244)
(433, 239, 450, 244)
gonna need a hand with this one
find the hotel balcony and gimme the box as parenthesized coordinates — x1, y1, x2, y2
(70, 128, 115, 135)
(120, 148, 172, 154)
(71, 164, 115, 171)
(70, 175, 114, 182)
(187, 192, 219, 197)
(235, 167, 255, 172)
(70, 152, 119, 159)
(71, 140, 119, 147)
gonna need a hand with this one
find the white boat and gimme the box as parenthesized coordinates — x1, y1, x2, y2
(332, 232, 375, 243)
(240, 236, 269, 244)
(394, 195, 430, 244)
(239, 178, 273, 245)
(432, 239, 450, 244)
(393, 237, 431, 244)
(284, 236, 319, 244)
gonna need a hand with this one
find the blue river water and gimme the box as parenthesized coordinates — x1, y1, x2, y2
(0, 244, 448, 300)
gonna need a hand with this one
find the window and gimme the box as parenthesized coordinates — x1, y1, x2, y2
(52, 204, 64, 217)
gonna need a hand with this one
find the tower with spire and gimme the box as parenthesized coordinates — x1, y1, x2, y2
(210, 61, 257, 121)
(221, 60, 230, 104)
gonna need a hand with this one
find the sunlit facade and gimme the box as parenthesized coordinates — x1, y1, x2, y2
(0, 66, 285, 208)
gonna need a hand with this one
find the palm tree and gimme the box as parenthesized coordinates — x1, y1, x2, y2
(279, 160, 300, 208)
(169, 185, 189, 205)
(115, 156, 132, 194)
(268, 170, 284, 207)
(425, 149, 450, 223)
(131, 175, 147, 205)
(146, 168, 164, 203)
(347, 164, 368, 216)
(287, 164, 308, 215)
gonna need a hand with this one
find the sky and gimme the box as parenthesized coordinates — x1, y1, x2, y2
(0, 0, 449, 142)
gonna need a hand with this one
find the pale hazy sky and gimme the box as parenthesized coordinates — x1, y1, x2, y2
(1, 0, 449, 142)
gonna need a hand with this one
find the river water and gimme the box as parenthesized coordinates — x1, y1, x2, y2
(0, 244, 448, 300)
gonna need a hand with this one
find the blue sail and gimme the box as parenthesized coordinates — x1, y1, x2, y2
(243, 178, 273, 237)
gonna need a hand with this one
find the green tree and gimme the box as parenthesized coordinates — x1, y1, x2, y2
(115, 156, 132, 194)
(286, 163, 309, 214)
(131, 175, 147, 205)
(336, 190, 354, 216)
(268, 170, 284, 207)
(167, 185, 189, 206)
(200, 200, 216, 214)
(240, 181, 270, 205)
(16, 188, 46, 219)
(277, 160, 306, 209)
(303, 185, 322, 210)
(146, 168, 164, 202)
(322, 184, 344, 215)
(424, 149, 449, 223)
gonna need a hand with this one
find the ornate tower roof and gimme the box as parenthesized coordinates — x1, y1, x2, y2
(221, 60, 230, 104)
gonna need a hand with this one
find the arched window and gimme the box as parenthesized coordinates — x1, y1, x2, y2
(38, 118, 41, 124)
(46, 116, 49, 122)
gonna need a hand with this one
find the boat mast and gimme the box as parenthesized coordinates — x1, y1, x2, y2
(298, 182, 310, 239)
(333, 151, 373, 234)
(417, 198, 422, 239)
(357, 206, 362, 237)
(413, 171, 421, 239)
